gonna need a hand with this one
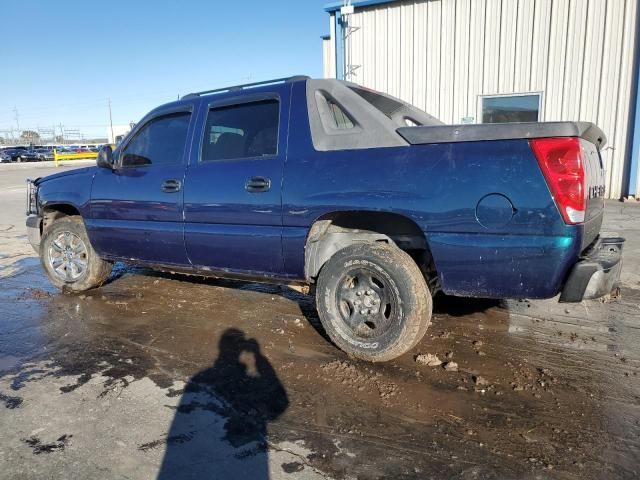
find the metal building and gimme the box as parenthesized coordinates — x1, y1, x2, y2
(322, 0, 640, 200)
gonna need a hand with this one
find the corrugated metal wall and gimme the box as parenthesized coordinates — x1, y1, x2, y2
(323, 15, 337, 80)
(324, 0, 639, 199)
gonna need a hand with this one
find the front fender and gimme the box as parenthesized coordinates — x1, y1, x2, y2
(36, 167, 97, 217)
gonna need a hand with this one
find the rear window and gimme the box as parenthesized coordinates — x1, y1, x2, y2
(348, 86, 404, 119)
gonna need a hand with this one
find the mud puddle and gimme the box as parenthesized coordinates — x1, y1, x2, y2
(0, 261, 639, 479)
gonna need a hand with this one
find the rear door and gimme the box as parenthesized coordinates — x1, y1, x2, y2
(183, 88, 290, 274)
(88, 107, 194, 264)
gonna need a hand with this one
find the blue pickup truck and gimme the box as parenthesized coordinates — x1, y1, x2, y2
(25, 76, 624, 361)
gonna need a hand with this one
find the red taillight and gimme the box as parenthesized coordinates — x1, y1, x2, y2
(530, 137, 585, 224)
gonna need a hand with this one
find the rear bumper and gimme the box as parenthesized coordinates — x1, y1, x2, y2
(26, 214, 41, 253)
(559, 236, 625, 302)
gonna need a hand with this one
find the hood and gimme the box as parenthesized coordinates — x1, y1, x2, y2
(35, 166, 98, 185)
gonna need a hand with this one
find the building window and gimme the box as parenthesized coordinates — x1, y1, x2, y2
(480, 93, 541, 124)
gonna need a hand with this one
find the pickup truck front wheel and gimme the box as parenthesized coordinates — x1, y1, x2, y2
(40, 216, 112, 292)
(316, 243, 432, 362)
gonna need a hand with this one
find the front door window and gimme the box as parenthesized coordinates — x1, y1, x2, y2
(122, 112, 191, 167)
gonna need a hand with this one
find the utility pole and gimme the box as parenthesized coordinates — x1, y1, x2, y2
(13, 106, 20, 134)
(340, 0, 361, 81)
(108, 98, 114, 144)
(58, 123, 64, 144)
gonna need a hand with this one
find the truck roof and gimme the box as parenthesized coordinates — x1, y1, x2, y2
(135, 75, 444, 153)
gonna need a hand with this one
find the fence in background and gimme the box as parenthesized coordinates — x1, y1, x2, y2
(53, 149, 98, 167)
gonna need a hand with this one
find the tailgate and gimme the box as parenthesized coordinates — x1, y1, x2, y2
(581, 139, 606, 249)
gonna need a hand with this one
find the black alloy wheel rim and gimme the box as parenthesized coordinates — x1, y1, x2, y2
(335, 266, 398, 339)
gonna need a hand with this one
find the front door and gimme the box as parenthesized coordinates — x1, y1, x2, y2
(87, 108, 193, 265)
(183, 91, 289, 275)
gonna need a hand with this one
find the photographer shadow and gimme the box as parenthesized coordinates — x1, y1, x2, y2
(157, 328, 288, 480)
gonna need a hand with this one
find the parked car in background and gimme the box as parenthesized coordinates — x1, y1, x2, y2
(34, 148, 54, 161)
(0, 151, 11, 163)
(56, 147, 75, 153)
(1, 148, 39, 162)
(23, 149, 41, 162)
(25, 76, 624, 362)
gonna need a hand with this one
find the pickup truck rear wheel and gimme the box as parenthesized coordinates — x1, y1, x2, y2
(316, 242, 432, 362)
(40, 216, 112, 292)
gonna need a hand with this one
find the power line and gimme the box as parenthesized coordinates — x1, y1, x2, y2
(0, 73, 255, 119)
(0, 89, 179, 116)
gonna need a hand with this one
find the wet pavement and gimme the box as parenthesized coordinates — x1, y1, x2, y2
(1, 165, 639, 479)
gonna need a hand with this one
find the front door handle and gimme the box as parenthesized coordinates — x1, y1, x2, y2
(245, 176, 271, 193)
(161, 179, 182, 193)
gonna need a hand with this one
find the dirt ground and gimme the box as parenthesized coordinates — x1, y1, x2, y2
(1, 163, 639, 479)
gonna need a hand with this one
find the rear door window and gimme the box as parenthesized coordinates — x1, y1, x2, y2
(201, 99, 279, 162)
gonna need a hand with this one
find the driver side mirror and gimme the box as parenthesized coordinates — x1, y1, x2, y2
(97, 145, 114, 169)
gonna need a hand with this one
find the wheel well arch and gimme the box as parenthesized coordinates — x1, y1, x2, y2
(304, 210, 436, 283)
(41, 203, 81, 234)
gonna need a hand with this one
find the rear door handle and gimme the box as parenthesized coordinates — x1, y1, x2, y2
(161, 179, 182, 193)
(245, 176, 271, 193)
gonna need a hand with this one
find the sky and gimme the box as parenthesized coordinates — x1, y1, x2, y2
(0, 0, 328, 140)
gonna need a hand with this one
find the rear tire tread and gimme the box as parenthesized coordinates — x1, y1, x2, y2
(316, 242, 432, 362)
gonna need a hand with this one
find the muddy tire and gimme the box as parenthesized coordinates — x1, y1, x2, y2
(316, 242, 432, 362)
(40, 216, 112, 292)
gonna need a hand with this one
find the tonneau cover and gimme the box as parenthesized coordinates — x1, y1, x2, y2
(397, 121, 607, 148)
